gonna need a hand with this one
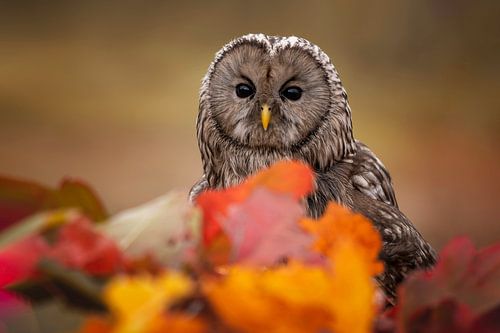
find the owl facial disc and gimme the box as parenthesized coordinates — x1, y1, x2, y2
(260, 103, 271, 130)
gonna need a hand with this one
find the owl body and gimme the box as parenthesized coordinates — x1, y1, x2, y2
(191, 34, 436, 300)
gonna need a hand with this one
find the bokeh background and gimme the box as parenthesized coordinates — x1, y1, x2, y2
(0, 1, 499, 250)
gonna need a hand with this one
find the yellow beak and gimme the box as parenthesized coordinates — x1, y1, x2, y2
(261, 104, 271, 131)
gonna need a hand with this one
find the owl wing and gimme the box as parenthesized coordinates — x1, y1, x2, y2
(351, 141, 399, 208)
(351, 190, 436, 301)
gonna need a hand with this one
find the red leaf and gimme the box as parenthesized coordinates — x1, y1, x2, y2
(469, 304, 500, 333)
(0, 177, 49, 231)
(406, 298, 473, 333)
(197, 161, 314, 245)
(50, 217, 124, 275)
(0, 176, 108, 231)
(396, 237, 500, 332)
(0, 214, 124, 286)
(0, 235, 49, 287)
(220, 188, 318, 265)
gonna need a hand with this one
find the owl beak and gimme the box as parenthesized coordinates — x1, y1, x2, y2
(260, 104, 271, 131)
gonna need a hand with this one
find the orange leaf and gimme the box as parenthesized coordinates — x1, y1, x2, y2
(149, 314, 207, 333)
(205, 258, 377, 333)
(78, 317, 113, 333)
(197, 160, 314, 245)
(301, 202, 383, 275)
(329, 241, 378, 333)
(245, 160, 314, 199)
(204, 262, 337, 333)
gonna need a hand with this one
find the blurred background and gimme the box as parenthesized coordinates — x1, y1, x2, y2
(0, 0, 498, 250)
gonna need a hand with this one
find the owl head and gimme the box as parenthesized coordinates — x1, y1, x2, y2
(197, 34, 356, 186)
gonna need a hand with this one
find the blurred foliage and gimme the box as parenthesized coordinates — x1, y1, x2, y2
(0, 0, 499, 249)
(0, 161, 498, 333)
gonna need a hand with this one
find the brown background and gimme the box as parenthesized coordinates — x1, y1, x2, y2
(1, 1, 499, 250)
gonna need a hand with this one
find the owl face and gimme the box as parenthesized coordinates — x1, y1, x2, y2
(208, 42, 331, 150)
(198, 35, 355, 184)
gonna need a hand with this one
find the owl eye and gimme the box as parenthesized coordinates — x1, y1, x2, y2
(235, 83, 255, 98)
(281, 86, 302, 101)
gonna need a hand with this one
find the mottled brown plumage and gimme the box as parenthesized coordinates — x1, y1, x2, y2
(190, 34, 436, 300)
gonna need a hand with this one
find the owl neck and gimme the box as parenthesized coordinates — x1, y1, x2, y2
(200, 128, 356, 191)
(199, 135, 355, 218)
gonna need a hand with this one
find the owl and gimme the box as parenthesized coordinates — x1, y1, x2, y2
(190, 34, 436, 300)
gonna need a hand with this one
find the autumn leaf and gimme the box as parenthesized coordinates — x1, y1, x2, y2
(0, 209, 82, 249)
(147, 314, 206, 333)
(301, 202, 384, 275)
(49, 216, 124, 275)
(103, 272, 196, 333)
(0, 212, 123, 287)
(396, 237, 500, 333)
(204, 261, 337, 333)
(205, 257, 376, 333)
(328, 241, 379, 333)
(244, 160, 315, 198)
(220, 188, 318, 266)
(0, 234, 50, 287)
(0, 175, 108, 231)
(101, 192, 200, 269)
(0, 176, 48, 232)
(196, 160, 314, 245)
(55, 178, 108, 221)
(79, 317, 114, 333)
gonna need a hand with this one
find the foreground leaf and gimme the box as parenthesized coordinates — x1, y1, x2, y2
(0, 214, 123, 287)
(0, 209, 80, 249)
(197, 161, 314, 245)
(0, 176, 107, 231)
(221, 188, 317, 266)
(301, 202, 384, 275)
(328, 241, 379, 333)
(9, 260, 106, 311)
(0, 234, 49, 287)
(205, 258, 375, 333)
(103, 272, 196, 333)
(101, 192, 201, 268)
(397, 237, 500, 332)
(50, 216, 124, 276)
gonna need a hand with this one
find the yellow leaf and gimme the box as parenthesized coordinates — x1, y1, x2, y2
(104, 272, 193, 333)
